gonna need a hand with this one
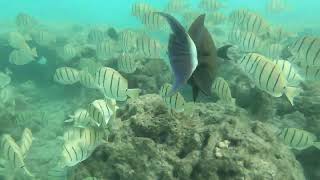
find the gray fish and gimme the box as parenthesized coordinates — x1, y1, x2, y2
(187, 14, 231, 101)
(157, 12, 198, 96)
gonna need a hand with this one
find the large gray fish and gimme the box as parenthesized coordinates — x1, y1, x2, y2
(157, 12, 198, 96)
(187, 14, 231, 101)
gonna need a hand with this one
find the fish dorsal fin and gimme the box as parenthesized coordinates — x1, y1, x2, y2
(188, 14, 206, 46)
(217, 45, 232, 60)
(158, 12, 198, 96)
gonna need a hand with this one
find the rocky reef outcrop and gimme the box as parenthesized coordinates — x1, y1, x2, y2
(72, 94, 305, 180)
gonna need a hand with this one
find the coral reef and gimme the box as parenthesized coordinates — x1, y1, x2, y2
(72, 94, 305, 180)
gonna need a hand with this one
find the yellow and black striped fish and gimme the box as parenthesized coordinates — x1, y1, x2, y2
(59, 43, 78, 61)
(131, 3, 155, 19)
(119, 30, 138, 52)
(53, 67, 80, 85)
(159, 83, 186, 113)
(239, 53, 301, 105)
(87, 28, 106, 45)
(140, 11, 167, 31)
(235, 31, 265, 53)
(199, 0, 223, 11)
(212, 77, 235, 104)
(95, 67, 141, 101)
(278, 128, 319, 150)
(263, 43, 284, 59)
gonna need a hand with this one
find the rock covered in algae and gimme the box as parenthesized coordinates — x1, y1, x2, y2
(72, 94, 305, 180)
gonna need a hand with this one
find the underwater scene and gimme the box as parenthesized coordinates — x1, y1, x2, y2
(0, 0, 320, 179)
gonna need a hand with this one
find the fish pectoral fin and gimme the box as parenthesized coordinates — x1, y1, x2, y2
(285, 86, 302, 106)
(126, 88, 141, 98)
(217, 45, 232, 60)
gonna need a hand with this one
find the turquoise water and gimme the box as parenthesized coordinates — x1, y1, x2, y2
(1, 0, 320, 180)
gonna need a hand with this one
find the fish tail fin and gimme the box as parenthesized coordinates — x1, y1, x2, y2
(31, 48, 38, 57)
(217, 45, 232, 60)
(22, 166, 34, 177)
(285, 86, 302, 106)
(126, 89, 141, 99)
(64, 118, 74, 123)
(313, 142, 320, 150)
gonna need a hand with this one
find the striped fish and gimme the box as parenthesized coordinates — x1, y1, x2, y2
(199, 0, 223, 11)
(96, 40, 115, 60)
(9, 48, 37, 65)
(237, 12, 270, 35)
(87, 28, 106, 45)
(235, 31, 265, 52)
(53, 67, 80, 85)
(165, 0, 188, 13)
(31, 30, 56, 46)
(278, 128, 319, 150)
(269, 26, 293, 43)
(141, 11, 167, 31)
(79, 70, 97, 89)
(206, 12, 226, 26)
(289, 36, 320, 66)
(1, 134, 33, 176)
(239, 53, 301, 105)
(212, 77, 235, 104)
(136, 35, 163, 58)
(131, 3, 155, 19)
(159, 83, 186, 113)
(119, 30, 138, 52)
(228, 29, 241, 43)
(229, 9, 251, 27)
(299, 66, 320, 81)
(264, 43, 284, 59)
(8, 31, 31, 50)
(117, 53, 138, 74)
(19, 128, 32, 158)
(274, 60, 303, 85)
(59, 43, 78, 61)
(65, 108, 92, 128)
(88, 99, 115, 127)
(94, 67, 141, 101)
(63, 127, 105, 150)
(59, 140, 91, 167)
(15, 13, 37, 32)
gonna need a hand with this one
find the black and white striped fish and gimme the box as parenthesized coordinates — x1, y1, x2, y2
(19, 128, 32, 158)
(131, 2, 155, 19)
(96, 40, 115, 60)
(159, 83, 186, 113)
(119, 30, 138, 52)
(278, 128, 320, 150)
(212, 77, 235, 104)
(263, 43, 284, 59)
(136, 35, 163, 58)
(141, 11, 167, 31)
(59, 140, 91, 167)
(199, 0, 223, 11)
(63, 127, 105, 150)
(79, 70, 97, 89)
(299, 66, 320, 81)
(87, 28, 106, 45)
(289, 36, 320, 66)
(235, 31, 265, 53)
(274, 59, 303, 85)
(1, 134, 33, 176)
(59, 44, 78, 61)
(95, 67, 141, 101)
(53, 67, 80, 85)
(118, 53, 138, 74)
(237, 12, 270, 35)
(88, 99, 115, 127)
(239, 53, 301, 105)
(65, 108, 93, 128)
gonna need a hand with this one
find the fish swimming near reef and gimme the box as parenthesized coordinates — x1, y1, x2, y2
(277, 128, 320, 150)
(157, 12, 198, 96)
(187, 14, 231, 101)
